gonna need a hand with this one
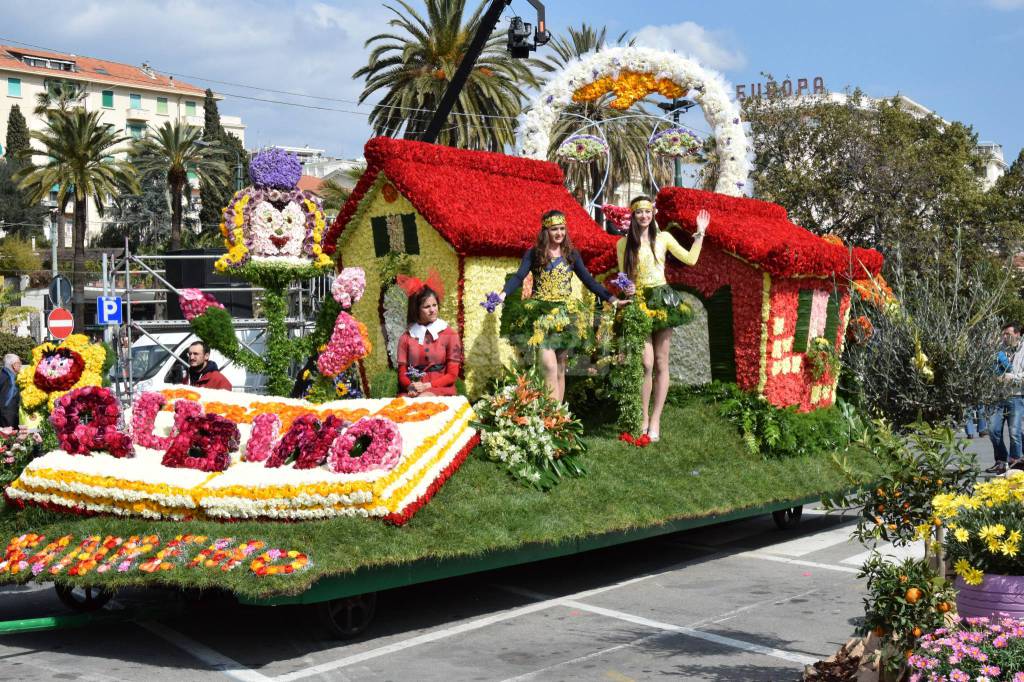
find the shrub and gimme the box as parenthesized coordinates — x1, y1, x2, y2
(0, 332, 35, 364)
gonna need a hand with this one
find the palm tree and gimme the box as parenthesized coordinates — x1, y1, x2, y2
(33, 82, 86, 249)
(16, 109, 138, 328)
(317, 163, 367, 215)
(540, 25, 654, 215)
(131, 120, 229, 250)
(354, 0, 542, 151)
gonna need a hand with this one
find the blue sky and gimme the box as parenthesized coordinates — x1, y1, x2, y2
(5, 0, 1023, 165)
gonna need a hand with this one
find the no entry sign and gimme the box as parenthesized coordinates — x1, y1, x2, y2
(47, 307, 74, 340)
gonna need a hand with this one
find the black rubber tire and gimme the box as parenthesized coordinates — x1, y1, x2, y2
(317, 592, 378, 639)
(772, 505, 803, 530)
(54, 584, 114, 612)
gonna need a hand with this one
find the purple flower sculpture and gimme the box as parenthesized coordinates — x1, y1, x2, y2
(249, 148, 302, 190)
(481, 292, 502, 314)
(611, 272, 634, 293)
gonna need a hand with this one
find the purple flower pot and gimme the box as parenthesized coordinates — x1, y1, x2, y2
(955, 574, 1024, 619)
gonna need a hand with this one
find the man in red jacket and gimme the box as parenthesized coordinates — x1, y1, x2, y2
(181, 341, 232, 391)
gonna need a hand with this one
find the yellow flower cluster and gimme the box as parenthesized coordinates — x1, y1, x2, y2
(954, 558, 985, 586)
(934, 475, 1024, 519)
(303, 198, 334, 270)
(638, 298, 668, 323)
(215, 193, 251, 272)
(572, 70, 686, 110)
(17, 334, 106, 413)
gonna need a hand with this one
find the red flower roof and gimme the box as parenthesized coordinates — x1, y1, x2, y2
(656, 187, 884, 279)
(325, 138, 618, 272)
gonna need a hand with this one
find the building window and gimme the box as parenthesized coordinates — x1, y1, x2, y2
(129, 93, 142, 109)
(185, 100, 197, 116)
(7, 78, 20, 97)
(156, 97, 168, 115)
(126, 123, 146, 139)
(102, 90, 114, 108)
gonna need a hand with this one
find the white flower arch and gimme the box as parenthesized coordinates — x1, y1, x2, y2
(519, 46, 750, 196)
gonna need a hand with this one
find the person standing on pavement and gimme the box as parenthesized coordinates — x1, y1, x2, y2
(988, 323, 1024, 473)
(178, 341, 232, 391)
(0, 353, 22, 428)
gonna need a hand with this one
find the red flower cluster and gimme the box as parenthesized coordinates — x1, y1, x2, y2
(265, 413, 348, 469)
(34, 348, 85, 392)
(50, 387, 133, 458)
(601, 204, 632, 231)
(162, 413, 240, 472)
(656, 187, 883, 279)
(325, 137, 618, 272)
(618, 432, 651, 447)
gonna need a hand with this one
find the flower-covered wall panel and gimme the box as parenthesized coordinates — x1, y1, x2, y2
(463, 257, 520, 394)
(336, 176, 459, 382)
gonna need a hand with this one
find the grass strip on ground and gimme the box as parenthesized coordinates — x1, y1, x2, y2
(0, 402, 877, 599)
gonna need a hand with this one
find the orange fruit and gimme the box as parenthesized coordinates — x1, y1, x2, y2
(933, 518, 943, 527)
(873, 626, 886, 636)
(905, 587, 923, 604)
(899, 575, 909, 584)
(912, 627, 923, 637)
(937, 602, 951, 613)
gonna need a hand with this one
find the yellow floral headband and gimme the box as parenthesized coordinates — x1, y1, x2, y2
(542, 214, 567, 228)
(630, 199, 654, 212)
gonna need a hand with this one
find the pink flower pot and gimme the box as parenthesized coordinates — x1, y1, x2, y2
(956, 574, 1024, 619)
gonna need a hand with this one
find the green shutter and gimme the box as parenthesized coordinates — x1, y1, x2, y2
(7, 78, 21, 97)
(185, 101, 196, 116)
(401, 213, 419, 255)
(824, 290, 841, 343)
(793, 289, 814, 351)
(370, 216, 390, 257)
(102, 90, 113, 108)
(129, 93, 141, 109)
(705, 286, 736, 383)
(157, 97, 168, 114)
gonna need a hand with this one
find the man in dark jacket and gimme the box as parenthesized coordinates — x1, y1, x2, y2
(181, 341, 232, 391)
(0, 353, 22, 427)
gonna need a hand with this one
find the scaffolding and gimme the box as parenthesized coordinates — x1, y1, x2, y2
(103, 244, 331, 401)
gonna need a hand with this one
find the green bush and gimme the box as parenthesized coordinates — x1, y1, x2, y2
(668, 381, 858, 459)
(0, 332, 35, 364)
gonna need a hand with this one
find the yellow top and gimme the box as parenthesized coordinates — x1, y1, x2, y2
(616, 231, 702, 288)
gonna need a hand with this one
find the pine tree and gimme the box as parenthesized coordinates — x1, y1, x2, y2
(5, 105, 30, 167)
(198, 89, 249, 239)
(202, 88, 221, 137)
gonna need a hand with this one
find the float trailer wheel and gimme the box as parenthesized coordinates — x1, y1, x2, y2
(772, 505, 803, 530)
(317, 592, 377, 639)
(54, 584, 114, 612)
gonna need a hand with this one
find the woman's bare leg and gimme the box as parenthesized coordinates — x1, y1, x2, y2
(555, 350, 569, 402)
(539, 348, 559, 400)
(641, 338, 655, 433)
(648, 328, 673, 436)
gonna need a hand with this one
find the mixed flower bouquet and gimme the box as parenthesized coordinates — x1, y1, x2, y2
(472, 369, 586, 490)
(178, 288, 225, 322)
(0, 427, 42, 487)
(649, 126, 703, 161)
(555, 134, 609, 164)
(806, 336, 841, 381)
(935, 473, 1024, 585)
(331, 267, 366, 309)
(909, 615, 1024, 682)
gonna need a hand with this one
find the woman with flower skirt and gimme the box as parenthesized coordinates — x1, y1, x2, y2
(396, 271, 462, 397)
(497, 210, 627, 402)
(617, 197, 710, 441)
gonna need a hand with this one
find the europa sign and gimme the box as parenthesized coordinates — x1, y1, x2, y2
(736, 77, 826, 101)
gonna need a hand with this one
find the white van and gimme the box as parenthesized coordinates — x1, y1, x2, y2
(109, 330, 268, 397)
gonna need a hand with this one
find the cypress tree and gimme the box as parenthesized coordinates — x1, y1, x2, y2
(5, 105, 30, 167)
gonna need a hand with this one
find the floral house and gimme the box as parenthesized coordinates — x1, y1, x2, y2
(324, 137, 618, 394)
(655, 187, 883, 411)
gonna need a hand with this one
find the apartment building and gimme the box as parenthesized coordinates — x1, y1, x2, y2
(0, 44, 246, 242)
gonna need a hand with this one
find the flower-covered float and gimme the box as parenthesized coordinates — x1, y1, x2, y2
(6, 385, 477, 525)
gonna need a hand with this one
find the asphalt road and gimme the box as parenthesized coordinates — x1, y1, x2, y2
(0, 433, 997, 682)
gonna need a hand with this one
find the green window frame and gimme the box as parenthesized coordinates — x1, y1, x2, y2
(101, 90, 114, 108)
(185, 100, 197, 116)
(129, 93, 142, 109)
(7, 78, 20, 97)
(126, 123, 146, 139)
(793, 289, 815, 351)
(156, 97, 168, 115)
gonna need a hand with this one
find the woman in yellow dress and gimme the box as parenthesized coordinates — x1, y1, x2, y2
(617, 196, 710, 441)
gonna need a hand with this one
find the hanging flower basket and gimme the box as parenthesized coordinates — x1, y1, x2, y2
(649, 126, 703, 161)
(555, 134, 609, 164)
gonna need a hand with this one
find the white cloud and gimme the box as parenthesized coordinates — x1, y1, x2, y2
(3, 0, 392, 157)
(632, 21, 746, 71)
(988, 0, 1024, 8)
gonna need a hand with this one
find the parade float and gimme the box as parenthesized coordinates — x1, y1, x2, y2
(0, 48, 884, 635)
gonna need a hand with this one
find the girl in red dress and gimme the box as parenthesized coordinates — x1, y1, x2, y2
(396, 271, 462, 397)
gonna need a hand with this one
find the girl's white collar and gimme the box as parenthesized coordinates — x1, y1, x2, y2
(408, 319, 448, 344)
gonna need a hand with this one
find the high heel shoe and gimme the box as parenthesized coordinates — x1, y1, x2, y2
(647, 431, 660, 442)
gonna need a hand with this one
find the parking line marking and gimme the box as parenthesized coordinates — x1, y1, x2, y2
(558, 599, 817, 666)
(740, 551, 860, 574)
(758, 524, 856, 557)
(137, 620, 272, 682)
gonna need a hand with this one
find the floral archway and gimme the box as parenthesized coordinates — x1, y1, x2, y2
(519, 46, 750, 196)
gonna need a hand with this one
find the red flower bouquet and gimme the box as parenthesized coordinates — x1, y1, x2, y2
(162, 413, 240, 472)
(50, 386, 133, 458)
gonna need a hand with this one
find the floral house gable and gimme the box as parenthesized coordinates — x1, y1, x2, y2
(327, 138, 619, 394)
(655, 187, 883, 412)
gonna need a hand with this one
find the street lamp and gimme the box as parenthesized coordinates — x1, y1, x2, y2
(656, 98, 698, 187)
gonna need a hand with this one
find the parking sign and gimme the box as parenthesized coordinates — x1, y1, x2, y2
(97, 296, 123, 325)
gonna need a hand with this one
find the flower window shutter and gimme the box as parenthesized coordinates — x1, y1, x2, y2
(370, 213, 419, 257)
(704, 286, 736, 383)
(823, 290, 841, 343)
(793, 290, 814, 351)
